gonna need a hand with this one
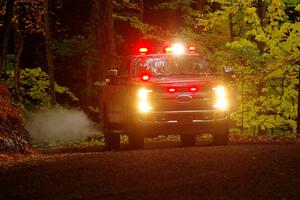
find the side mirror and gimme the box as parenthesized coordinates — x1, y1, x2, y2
(106, 69, 118, 84)
(223, 66, 235, 82)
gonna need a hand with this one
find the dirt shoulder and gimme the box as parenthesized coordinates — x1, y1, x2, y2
(1, 134, 300, 165)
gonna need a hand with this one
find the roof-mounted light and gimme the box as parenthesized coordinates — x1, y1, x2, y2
(189, 46, 196, 51)
(171, 43, 185, 55)
(164, 43, 186, 55)
(164, 47, 172, 53)
(139, 47, 148, 54)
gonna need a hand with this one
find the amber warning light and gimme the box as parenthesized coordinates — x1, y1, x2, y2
(164, 44, 196, 54)
(165, 47, 172, 53)
(189, 46, 196, 51)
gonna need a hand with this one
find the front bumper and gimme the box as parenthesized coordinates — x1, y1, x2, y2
(135, 110, 229, 136)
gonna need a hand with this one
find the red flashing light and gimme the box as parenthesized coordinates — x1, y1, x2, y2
(189, 86, 199, 92)
(142, 75, 150, 81)
(139, 47, 148, 53)
(167, 87, 177, 93)
(138, 70, 152, 82)
(190, 87, 197, 92)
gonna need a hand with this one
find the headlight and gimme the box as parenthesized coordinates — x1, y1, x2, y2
(137, 88, 153, 112)
(214, 86, 226, 97)
(138, 101, 152, 112)
(213, 86, 228, 110)
(137, 88, 152, 100)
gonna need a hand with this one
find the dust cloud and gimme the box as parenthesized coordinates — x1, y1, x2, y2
(25, 108, 98, 144)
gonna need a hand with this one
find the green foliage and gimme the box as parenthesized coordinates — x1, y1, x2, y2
(284, 0, 300, 8)
(54, 33, 99, 67)
(228, 0, 299, 134)
(157, 0, 193, 9)
(113, 0, 166, 41)
(6, 67, 78, 110)
(173, 0, 300, 135)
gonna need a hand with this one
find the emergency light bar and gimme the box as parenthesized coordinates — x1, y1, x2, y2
(171, 43, 185, 55)
(164, 43, 196, 55)
(137, 43, 196, 55)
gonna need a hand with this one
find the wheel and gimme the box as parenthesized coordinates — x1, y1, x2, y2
(103, 111, 120, 150)
(128, 124, 144, 149)
(212, 129, 229, 145)
(180, 134, 196, 146)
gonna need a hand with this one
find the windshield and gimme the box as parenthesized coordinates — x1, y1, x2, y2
(132, 55, 212, 77)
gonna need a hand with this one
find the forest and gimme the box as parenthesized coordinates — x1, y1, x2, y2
(0, 0, 300, 151)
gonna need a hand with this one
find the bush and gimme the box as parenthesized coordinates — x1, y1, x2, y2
(0, 83, 30, 153)
(6, 67, 78, 110)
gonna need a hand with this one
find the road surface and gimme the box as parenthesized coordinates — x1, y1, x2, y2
(1, 144, 300, 200)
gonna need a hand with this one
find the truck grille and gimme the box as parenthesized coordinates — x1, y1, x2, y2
(150, 91, 214, 111)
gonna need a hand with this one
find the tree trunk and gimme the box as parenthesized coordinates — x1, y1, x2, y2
(0, 0, 15, 80)
(257, 0, 267, 135)
(14, 32, 23, 103)
(104, 0, 116, 69)
(257, 0, 266, 54)
(229, 13, 234, 42)
(87, 0, 116, 107)
(91, 0, 116, 80)
(44, 0, 56, 106)
(297, 67, 300, 135)
(258, 0, 266, 27)
(106, 0, 116, 68)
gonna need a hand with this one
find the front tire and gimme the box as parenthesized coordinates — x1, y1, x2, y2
(103, 111, 120, 150)
(180, 134, 196, 146)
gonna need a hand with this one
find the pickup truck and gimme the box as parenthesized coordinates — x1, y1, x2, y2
(100, 43, 233, 150)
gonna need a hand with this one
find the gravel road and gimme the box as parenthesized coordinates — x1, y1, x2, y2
(1, 144, 300, 200)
